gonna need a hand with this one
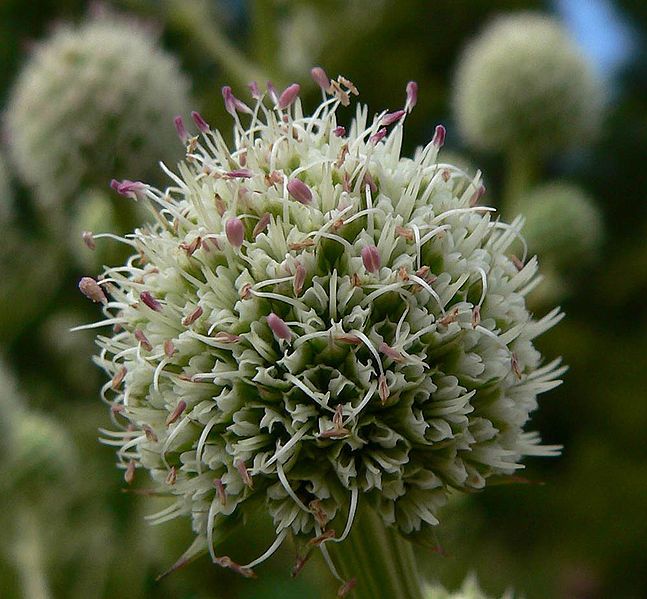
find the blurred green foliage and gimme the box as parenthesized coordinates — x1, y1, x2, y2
(0, 1, 645, 598)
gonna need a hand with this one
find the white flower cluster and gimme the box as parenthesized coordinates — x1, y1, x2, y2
(81, 69, 564, 578)
(6, 14, 191, 207)
(453, 13, 603, 156)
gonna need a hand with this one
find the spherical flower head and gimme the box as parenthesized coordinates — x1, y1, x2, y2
(453, 13, 604, 156)
(520, 182, 603, 270)
(5, 13, 191, 208)
(84, 73, 564, 579)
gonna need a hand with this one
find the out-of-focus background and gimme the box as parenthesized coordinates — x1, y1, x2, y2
(0, 1, 645, 598)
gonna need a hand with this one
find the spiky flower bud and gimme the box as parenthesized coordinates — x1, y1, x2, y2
(426, 574, 514, 599)
(84, 73, 564, 579)
(453, 13, 603, 156)
(520, 182, 603, 270)
(5, 13, 191, 207)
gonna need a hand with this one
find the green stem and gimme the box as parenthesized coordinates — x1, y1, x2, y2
(13, 508, 51, 599)
(327, 505, 424, 599)
(502, 148, 539, 219)
(164, 0, 271, 89)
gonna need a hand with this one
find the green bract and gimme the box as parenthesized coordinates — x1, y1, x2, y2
(453, 13, 603, 156)
(83, 72, 564, 579)
(6, 14, 191, 207)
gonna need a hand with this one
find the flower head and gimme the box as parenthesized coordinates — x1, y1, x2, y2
(520, 182, 603, 269)
(83, 73, 564, 579)
(5, 13, 191, 207)
(453, 13, 604, 155)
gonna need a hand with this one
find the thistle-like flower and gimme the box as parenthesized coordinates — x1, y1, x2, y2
(520, 182, 603, 270)
(453, 13, 604, 156)
(5, 13, 191, 207)
(80, 70, 565, 583)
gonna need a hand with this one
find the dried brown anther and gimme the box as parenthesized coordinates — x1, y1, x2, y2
(124, 459, 136, 484)
(212, 331, 241, 343)
(378, 374, 389, 404)
(253, 212, 271, 238)
(214, 556, 256, 579)
(335, 144, 349, 169)
(166, 400, 187, 426)
(166, 466, 177, 486)
(308, 529, 336, 546)
(111, 366, 127, 390)
(511, 353, 522, 380)
(438, 307, 460, 326)
(214, 478, 227, 505)
(164, 339, 176, 358)
(378, 341, 405, 362)
(309, 499, 329, 528)
(335, 333, 362, 346)
(235, 459, 253, 489)
(239, 283, 253, 299)
(471, 305, 481, 329)
(337, 577, 357, 597)
(288, 238, 315, 251)
(134, 329, 152, 351)
(510, 255, 524, 271)
(143, 425, 158, 443)
(215, 194, 226, 216)
(395, 225, 414, 240)
(182, 306, 203, 326)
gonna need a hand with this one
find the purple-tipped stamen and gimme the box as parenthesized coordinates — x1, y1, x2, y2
(110, 179, 146, 199)
(222, 86, 253, 116)
(378, 341, 404, 362)
(267, 313, 292, 340)
(174, 115, 188, 141)
(369, 127, 387, 144)
(310, 66, 331, 92)
(225, 169, 253, 179)
(79, 277, 107, 304)
(140, 291, 162, 312)
(361, 245, 381, 273)
(381, 110, 406, 126)
(225, 217, 245, 248)
(333, 126, 346, 137)
(277, 83, 301, 110)
(82, 231, 96, 250)
(432, 124, 446, 148)
(247, 81, 262, 100)
(293, 262, 306, 296)
(287, 178, 313, 205)
(405, 81, 418, 113)
(191, 111, 210, 133)
(252, 212, 271, 238)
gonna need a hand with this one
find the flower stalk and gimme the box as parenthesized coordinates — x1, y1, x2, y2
(328, 505, 424, 599)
